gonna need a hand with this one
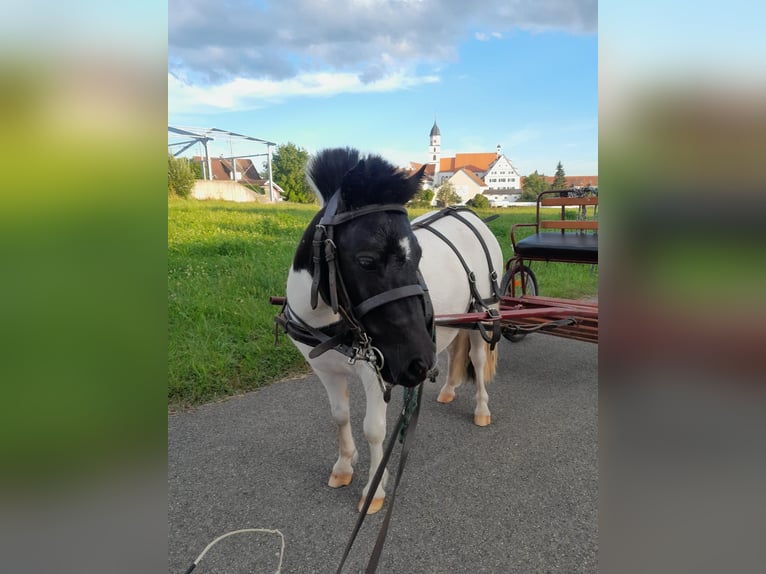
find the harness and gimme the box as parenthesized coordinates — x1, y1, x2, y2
(412, 206, 503, 349)
(275, 191, 435, 400)
(274, 203, 503, 571)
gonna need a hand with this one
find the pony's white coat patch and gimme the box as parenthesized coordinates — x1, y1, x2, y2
(399, 237, 411, 261)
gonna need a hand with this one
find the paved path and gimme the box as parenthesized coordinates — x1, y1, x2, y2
(169, 334, 597, 573)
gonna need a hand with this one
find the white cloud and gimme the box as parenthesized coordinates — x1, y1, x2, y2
(169, 0, 596, 85)
(475, 31, 503, 41)
(169, 69, 440, 114)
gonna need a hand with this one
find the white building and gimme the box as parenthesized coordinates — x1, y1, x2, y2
(410, 121, 523, 206)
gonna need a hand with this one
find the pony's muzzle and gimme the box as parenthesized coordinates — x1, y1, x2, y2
(408, 357, 429, 382)
(394, 355, 434, 387)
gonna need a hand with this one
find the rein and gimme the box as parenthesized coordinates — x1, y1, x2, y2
(335, 383, 423, 574)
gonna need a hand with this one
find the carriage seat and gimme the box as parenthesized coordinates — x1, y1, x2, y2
(510, 189, 599, 265)
(514, 231, 598, 264)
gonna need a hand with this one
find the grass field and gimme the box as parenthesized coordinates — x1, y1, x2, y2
(168, 199, 598, 407)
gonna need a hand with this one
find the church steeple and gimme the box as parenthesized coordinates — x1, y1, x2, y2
(429, 119, 441, 172)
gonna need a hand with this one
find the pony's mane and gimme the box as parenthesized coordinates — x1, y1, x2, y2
(294, 148, 425, 273)
(307, 147, 424, 208)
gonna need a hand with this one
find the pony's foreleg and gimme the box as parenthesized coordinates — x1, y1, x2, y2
(437, 330, 469, 404)
(317, 370, 358, 489)
(358, 368, 388, 514)
(468, 331, 496, 427)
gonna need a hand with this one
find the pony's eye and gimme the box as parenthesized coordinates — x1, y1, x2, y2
(357, 254, 378, 270)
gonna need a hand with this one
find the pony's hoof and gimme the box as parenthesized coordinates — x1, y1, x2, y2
(328, 473, 353, 488)
(358, 496, 385, 514)
(437, 391, 455, 403)
(474, 414, 491, 427)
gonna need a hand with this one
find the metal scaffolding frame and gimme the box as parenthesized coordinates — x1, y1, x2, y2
(168, 126, 278, 202)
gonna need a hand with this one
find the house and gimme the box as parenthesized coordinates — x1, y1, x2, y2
(483, 188, 522, 207)
(192, 156, 261, 184)
(407, 121, 597, 206)
(409, 120, 522, 205)
(252, 179, 285, 201)
(447, 168, 488, 204)
(188, 156, 285, 202)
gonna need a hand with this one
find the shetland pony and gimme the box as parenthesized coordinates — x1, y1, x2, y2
(280, 148, 503, 513)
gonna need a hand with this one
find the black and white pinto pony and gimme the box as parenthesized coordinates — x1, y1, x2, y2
(279, 148, 503, 514)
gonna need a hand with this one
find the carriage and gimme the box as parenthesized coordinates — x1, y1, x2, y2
(269, 147, 598, 571)
(440, 186, 599, 344)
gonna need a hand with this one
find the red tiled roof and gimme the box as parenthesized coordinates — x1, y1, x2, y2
(409, 162, 435, 176)
(456, 168, 488, 187)
(542, 175, 599, 188)
(441, 153, 497, 172)
(192, 156, 261, 183)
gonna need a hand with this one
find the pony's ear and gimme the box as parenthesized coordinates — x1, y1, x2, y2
(389, 164, 427, 205)
(340, 159, 366, 206)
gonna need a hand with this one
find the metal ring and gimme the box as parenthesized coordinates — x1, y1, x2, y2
(369, 345, 385, 371)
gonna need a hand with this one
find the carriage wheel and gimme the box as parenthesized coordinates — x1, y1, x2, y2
(499, 264, 538, 342)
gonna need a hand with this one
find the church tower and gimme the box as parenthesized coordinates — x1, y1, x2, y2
(429, 119, 441, 183)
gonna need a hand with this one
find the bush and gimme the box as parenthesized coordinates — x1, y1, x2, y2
(435, 182, 462, 207)
(168, 154, 196, 198)
(409, 187, 434, 208)
(466, 193, 490, 209)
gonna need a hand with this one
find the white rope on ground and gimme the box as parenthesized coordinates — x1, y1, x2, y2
(185, 528, 285, 574)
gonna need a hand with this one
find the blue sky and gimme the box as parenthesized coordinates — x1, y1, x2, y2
(169, 0, 597, 176)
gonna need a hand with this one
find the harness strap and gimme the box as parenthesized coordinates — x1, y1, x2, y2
(413, 207, 503, 348)
(444, 208, 501, 300)
(413, 206, 501, 301)
(354, 284, 425, 318)
(275, 303, 357, 360)
(414, 223, 491, 311)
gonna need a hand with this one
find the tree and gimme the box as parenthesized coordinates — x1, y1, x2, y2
(409, 186, 434, 208)
(168, 154, 196, 198)
(552, 161, 568, 190)
(190, 159, 203, 179)
(466, 193, 489, 209)
(521, 170, 549, 201)
(434, 181, 461, 207)
(269, 142, 314, 203)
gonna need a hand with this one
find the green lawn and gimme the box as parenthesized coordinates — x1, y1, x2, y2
(169, 199, 598, 407)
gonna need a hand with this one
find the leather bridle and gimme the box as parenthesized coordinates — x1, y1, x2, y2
(277, 191, 435, 397)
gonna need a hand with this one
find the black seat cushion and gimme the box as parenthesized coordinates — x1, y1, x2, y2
(515, 232, 598, 263)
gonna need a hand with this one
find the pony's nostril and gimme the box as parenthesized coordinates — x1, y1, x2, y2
(408, 358, 428, 380)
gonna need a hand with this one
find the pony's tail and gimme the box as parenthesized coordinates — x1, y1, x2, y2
(483, 339, 498, 384)
(447, 330, 498, 385)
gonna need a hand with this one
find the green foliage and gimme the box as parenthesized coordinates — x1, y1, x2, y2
(466, 193, 490, 209)
(521, 170, 549, 201)
(168, 200, 319, 406)
(168, 154, 196, 198)
(435, 181, 462, 207)
(190, 160, 203, 179)
(552, 161, 568, 190)
(409, 186, 434, 208)
(270, 142, 314, 203)
(242, 183, 266, 195)
(169, 200, 597, 406)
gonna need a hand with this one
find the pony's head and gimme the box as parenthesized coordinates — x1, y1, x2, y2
(295, 147, 432, 387)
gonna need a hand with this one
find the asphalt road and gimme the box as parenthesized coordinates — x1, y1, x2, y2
(168, 334, 597, 573)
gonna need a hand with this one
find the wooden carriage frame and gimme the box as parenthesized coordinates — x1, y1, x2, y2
(437, 189, 599, 344)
